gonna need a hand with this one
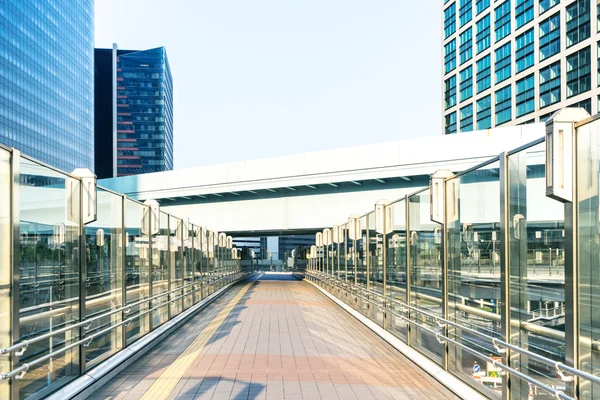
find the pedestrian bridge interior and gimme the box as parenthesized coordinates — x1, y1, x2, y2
(0, 108, 599, 400)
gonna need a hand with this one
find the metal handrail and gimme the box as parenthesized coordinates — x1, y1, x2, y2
(0, 274, 229, 356)
(0, 272, 249, 380)
(308, 272, 600, 388)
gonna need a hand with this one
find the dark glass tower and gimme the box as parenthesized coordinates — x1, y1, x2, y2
(94, 46, 173, 178)
(0, 0, 95, 171)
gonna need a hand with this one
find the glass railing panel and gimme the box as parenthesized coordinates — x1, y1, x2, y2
(152, 212, 170, 328)
(18, 157, 81, 398)
(386, 199, 408, 341)
(508, 142, 566, 397)
(124, 199, 151, 345)
(368, 211, 383, 295)
(0, 148, 11, 398)
(84, 188, 123, 367)
(346, 225, 355, 284)
(340, 224, 348, 282)
(170, 216, 183, 316)
(408, 189, 443, 364)
(356, 215, 367, 288)
(446, 161, 502, 398)
(576, 118, 600, 399)
(191, 225, 203, 304)
(183, 223, 194, 310)
(332, 241, 338, 278)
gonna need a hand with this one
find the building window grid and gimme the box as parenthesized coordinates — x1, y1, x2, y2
(540, 61, 561, 108)
(476, 0, 490, 15)
(459, 0, 473, 27)
(476, 55, 492, 92)
(495, 42, 512, 83)
(540, 13, 561, 61)
(460, 104, 474, 132)
(566, 46, 591, 98)
(460, 66, 474, 101)
(540, 0, 560, 15)
(460, 28, 473, 64)
(445, 75, 457, 109)
(495, 1, 512, 42)
(516, 74, 535, 117)
(566, 0, 590, 48)
(445, 2, 457, 39)
(515, 0, 534, 29)
(476, 14, 491, 53)
(571, 98, 592, 114)
(515, 28, 535, 73)
(477, 95, 492, 129)
(445, 39, 457, 74)
(495, 85, 512, 125)
(445, 112, 458, 134)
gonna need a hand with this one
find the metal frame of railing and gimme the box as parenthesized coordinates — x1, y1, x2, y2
(304, 110, 600, 399)
(0, 143, 252, 400)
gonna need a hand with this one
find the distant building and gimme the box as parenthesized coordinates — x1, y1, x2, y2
(442, 0, 599, 134)
(95, 45, 173, 178)
(0, 0, 94, 171)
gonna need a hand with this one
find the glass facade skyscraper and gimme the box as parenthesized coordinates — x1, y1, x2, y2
(0, 0, 94, 171)
(443, 0, 600, 134)
(94, 46, 173, 178)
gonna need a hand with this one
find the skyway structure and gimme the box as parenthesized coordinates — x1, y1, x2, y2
(0, 108, 599, 399)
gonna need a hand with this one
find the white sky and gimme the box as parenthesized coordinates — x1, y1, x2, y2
(95, 1, 442, 169)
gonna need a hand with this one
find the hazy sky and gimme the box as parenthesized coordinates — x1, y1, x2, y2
(95, 1, 441, 169)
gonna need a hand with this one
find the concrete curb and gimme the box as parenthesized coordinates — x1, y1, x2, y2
(305, 279, 487, 400)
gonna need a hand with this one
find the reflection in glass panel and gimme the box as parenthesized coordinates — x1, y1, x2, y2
(409, 189, 443, 363)
(192, 225, 203, 304)
(356, 216, 367, 288)
(338, 226, 346, 281)
(124, 199, 150, 344)
(18, 158, 81, 398)
(446, 162, 502, 398)
(577, 119, 600, 399)
(170, 216, 183, 317)
(84, 188, 123, 367)
(152, 212, 170, 327)
(183, 222, 194, 310)
(0, 149, 10, 398)
(386, 199, 408, 341)
(367, 212, 382, 295)
(508, 143, 566, 397)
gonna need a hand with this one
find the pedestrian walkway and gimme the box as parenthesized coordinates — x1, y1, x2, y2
(90, 274, 459, 400)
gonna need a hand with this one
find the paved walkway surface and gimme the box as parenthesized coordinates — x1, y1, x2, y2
(91, 274, 459, 400)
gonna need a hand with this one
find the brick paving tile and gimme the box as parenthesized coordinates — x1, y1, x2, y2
(92, 275, 461, 399)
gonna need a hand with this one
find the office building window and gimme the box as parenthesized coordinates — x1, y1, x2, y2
(566, 0, 590, 47)
(445, 39, 457, 73)
(460, 28, 473, 64)
(515, 0, 534, 29)
(495, 85, 512, 125)
(477, 95, 492, 129)
(460, 66, 473, 101)
(566, 46, 591, 98)
(476, 55, 491, 92)
(476, 14, 491, 53)
(459, 0, 472, 27)
(445, 75, 457, 109)
(540, 0, 559, 15)
(540, 13, 560, 61)
(495, 1, 511, 42)
(495, 42, 511, 83)
(445, 112, 457, 134)
(516, 74, 535, 117)
(445, 2, 457, 39)
(540, 61, 561, 108)
(516, 28, 535, 73)
(570, 98, 592, 114)
(476, 0, 490, 15)
(460, 104, 474, 132)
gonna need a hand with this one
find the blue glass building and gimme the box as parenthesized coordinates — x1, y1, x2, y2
(94, 46, 173, 178)
(0, 0, 94, 171)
